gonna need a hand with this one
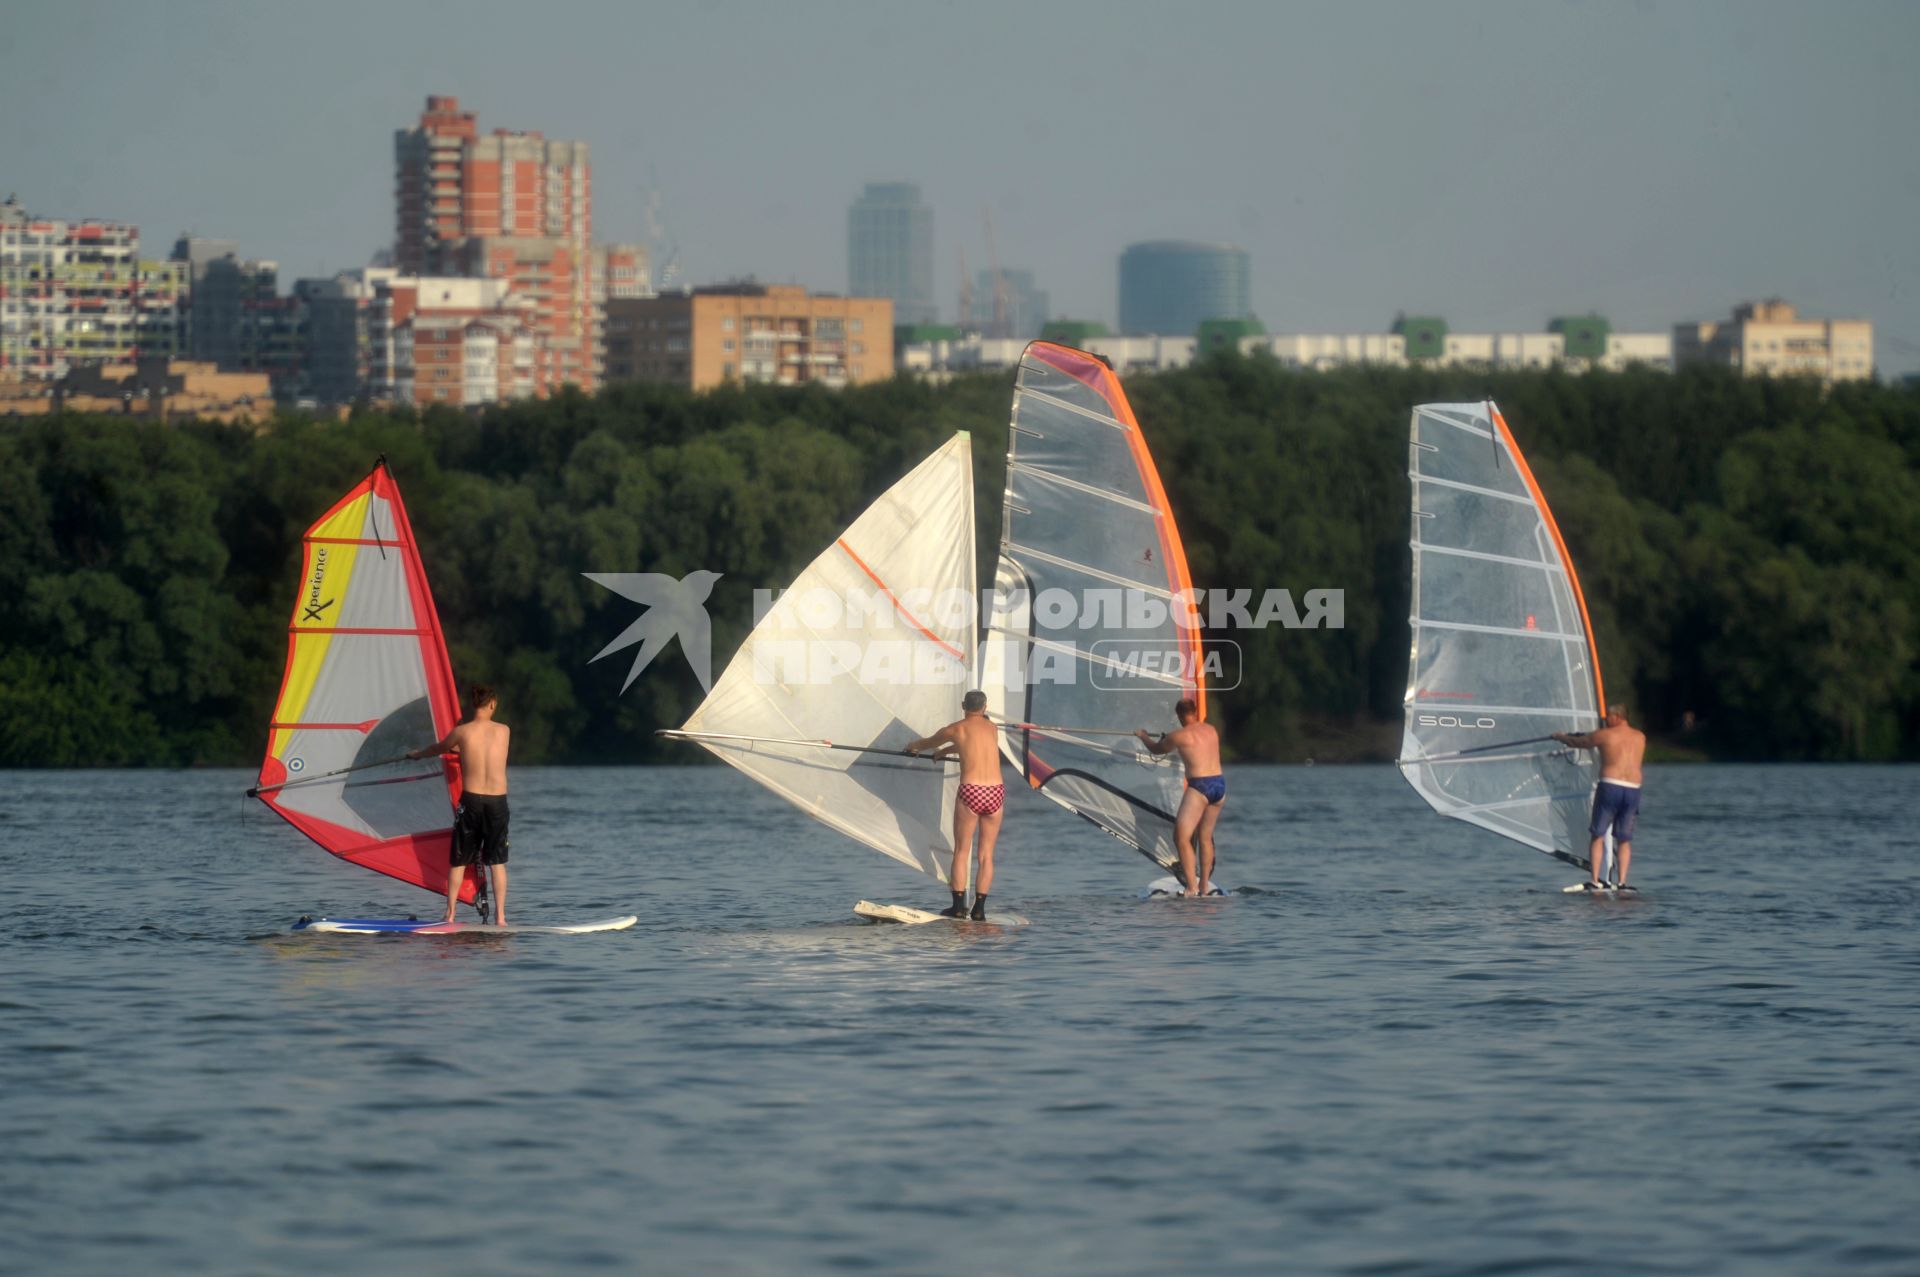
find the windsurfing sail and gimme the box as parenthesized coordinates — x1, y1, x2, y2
(664, 433, 976, 881)
(1397, 401, 1607, 871)
(983, 341, 1204, 871)
(254, 460, 472, 902)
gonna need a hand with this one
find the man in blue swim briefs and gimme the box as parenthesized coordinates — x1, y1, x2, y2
(1137, 698, 1225, 897)
(1553, 704, 1647, 890)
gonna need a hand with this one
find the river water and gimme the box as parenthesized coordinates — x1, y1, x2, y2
(2, 764, 1917, 1275)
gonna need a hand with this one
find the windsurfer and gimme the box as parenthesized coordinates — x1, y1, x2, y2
(906, 690, 1004, 919)
(1138, 699, 1224, 896)
(1552, 704, 1646, 888)
(410, 685, 512, 924)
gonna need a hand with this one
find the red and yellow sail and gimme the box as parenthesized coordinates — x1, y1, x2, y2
(256, 461, 470, 900)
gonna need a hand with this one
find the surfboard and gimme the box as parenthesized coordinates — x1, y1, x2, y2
(294, 915, 637, 935)
(852, 900, 1030, 927)
(1140, 876, 1234, 899)
(1561, 883, 1639, 896)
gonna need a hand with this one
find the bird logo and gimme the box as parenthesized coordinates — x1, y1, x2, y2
(584, 570, 723, 692)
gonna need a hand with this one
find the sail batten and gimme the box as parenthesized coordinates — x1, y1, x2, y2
(256, 462, 470, 902)
(1400, 401, 1606, 869)
(986, 342, 1203, 871)
(678, 434, 976, 882)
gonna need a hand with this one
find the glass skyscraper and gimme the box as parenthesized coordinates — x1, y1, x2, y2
(1118, 241, 1252, 337)
(848, 183, 936, 326)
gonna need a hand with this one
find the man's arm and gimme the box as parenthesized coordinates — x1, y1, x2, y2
(407, 727, 459, 761)
(1551, 730, 1597, 750)
(904, 723, 960, 756)
(1136, 725, 1186, 755)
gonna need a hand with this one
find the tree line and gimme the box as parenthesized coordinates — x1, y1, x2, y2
(1, 355, 1914, 767)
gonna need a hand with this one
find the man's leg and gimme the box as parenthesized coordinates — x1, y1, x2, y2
(973, 806, 1004, 897)
(1174, 788, 1207, 895)
(1616, 840, 1631, 887)
(489, 862, 507, 926)
(948, 800, 980, 912)
(444, 865, 465, 923)
(1196, 800, 1224, 895)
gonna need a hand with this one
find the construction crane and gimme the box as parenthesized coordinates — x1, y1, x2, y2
(957, 244, 973, 332)
(983, 207, 1011, 340)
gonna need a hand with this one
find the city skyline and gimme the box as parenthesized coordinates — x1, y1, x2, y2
(5, 1, 1916, 372)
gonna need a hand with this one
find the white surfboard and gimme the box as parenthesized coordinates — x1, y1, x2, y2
(853, 900, 1030, 927)
(294, 915, 638, 935)
(1140, 876, 1235, 899)
(1561, 882, 1639, 896)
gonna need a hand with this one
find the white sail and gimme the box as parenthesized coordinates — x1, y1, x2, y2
(1398, 401, 1606, 870)
(983, 342, 1203, 871)
(675, 433, 976, 880)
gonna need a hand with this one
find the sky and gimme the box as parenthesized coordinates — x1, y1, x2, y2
(8, 0, 1918, 371)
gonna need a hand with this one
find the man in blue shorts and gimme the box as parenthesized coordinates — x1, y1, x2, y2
(1553, 704, 1646, 889)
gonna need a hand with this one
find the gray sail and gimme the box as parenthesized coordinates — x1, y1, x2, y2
(1398, 401, 1607, 870)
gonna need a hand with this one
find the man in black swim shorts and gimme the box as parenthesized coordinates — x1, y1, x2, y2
(409, 685, 513, 925)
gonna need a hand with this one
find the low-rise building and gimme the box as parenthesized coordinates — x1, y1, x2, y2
(1, 199, 185, 378)
(606, 283, 892, 391)
(385, 276, 537, 407)
(1673, 299, 1872, 382)
(0, 357, 273, 423)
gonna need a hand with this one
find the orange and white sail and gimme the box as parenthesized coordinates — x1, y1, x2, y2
(1397, 401, 1607, 871)
(982, 342, 1205, 871)
(666, 433, 976, 881)
(255, 460, 470, 901)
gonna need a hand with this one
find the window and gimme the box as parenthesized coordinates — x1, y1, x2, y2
(720, 316, 734, 331)
(849, 318, 862, 333)
(722, 339, 735, 352)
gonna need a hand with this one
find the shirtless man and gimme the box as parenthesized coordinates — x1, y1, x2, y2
(1137, 698, 1224, 897)
(1553, 704, 1646, 889)
(409, 685, 512, 925)
(905, 689, 1004, 920)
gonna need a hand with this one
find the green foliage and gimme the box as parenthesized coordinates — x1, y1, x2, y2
(2, 362, 1916, 765)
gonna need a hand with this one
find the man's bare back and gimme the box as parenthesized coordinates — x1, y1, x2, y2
(939, 713, 1002, 785)
(1555, 715, 1644, 783)
(1155, 720, 1221, 779)
(443, 718, 511, 795)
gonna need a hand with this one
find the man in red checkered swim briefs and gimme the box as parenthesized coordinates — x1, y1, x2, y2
(906, 690, 1005, 920)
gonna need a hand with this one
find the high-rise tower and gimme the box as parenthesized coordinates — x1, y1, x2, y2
(848, 183, 936, 326)
(393, 96, 602, 392)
